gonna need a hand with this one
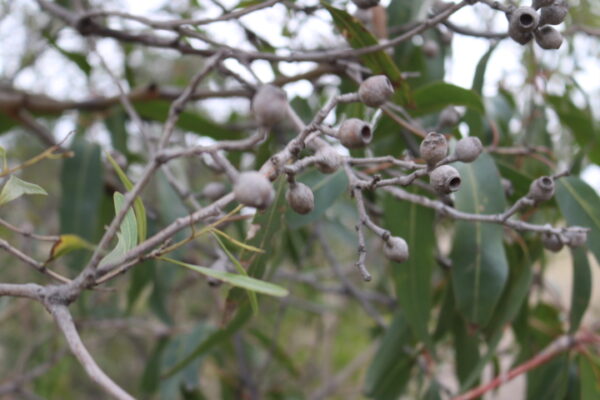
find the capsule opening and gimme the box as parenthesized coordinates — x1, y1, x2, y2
(519, 13, 535, 27)
(361, 125, 372, 143)
(448, 177, 461, 191)
(540, 176, 553, 188)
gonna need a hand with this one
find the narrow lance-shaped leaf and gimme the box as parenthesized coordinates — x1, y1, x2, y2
(383, 190, 436, 352)
(412, 82, 485, 116)
(47, 234, 95, 263)
(160, 257, 288, 297)
(451, 153, 509, 328)
(0, 175, 47, 206)
(569, 247, 591, 333)
(555, 177, 600, 266)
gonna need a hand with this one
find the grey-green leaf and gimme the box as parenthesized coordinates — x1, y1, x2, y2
(451, 154, 509, 328)
(569, 247, 592, 333)
(0, 175, 47, 206)
(555, 177, 600, 265)
(98, 192, 138, 268)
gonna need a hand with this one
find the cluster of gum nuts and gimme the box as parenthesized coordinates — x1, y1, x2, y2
(508, 0, 568, 48)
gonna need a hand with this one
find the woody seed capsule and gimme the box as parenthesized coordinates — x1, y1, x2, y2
(564, 227, 588, 248)
(286, 182, 314, 215)
(338, 118, 373, 149)
(454, 136, 483, 163)
(439, 106, 461, 128)
(527, 176, 555, 203)
(429, 165, 462, 194)
(233, 171, 275, 209)
(540, 0, 568, 25)
(383, 236, 409, 263)
(422, 40, 440, 58)
(315, 146, 342, 174)
(534, 25, 563, 49)
(532, 0, 554, 9)
(358, 75, 394, 107)
(420, 132, 448, 166)
(202, 182, 227, 201)
(541, 231, 563, 252)
(508, 7, 540, 44)
(251, 85, 288, 127)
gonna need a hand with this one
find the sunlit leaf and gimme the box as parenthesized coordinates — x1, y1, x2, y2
(98, 192, 138, 268)
(0, 175, 47, 206)
(47, 234, 94, 263)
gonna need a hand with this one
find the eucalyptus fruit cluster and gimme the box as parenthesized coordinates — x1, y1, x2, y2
(507, 1, 567, 49)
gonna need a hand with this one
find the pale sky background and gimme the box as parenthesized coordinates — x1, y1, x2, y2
(1, 0, 600, 189)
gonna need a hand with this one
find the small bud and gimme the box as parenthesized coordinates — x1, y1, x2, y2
(527, 176, 555, 203)
(383, 236, 409, 263)
(286, 182, 314, 215)
(534, 25, 563, 49)
(532, 0, 554, 10)
(564, 227, 588, 248)
(541, 232, 563, 252)
(351, 0, 379, 9)
(315, 146, 342, 174)
(338, 118, 373, 149)
(508, 7, 540, 44)
(202, 182, 227, 201)
(429, 165, 462, 194)
(233, 171, 275, 209)
(454, 136, 483, 163)
(502, 178, 515, 197)
(422, 40, 440, 58)
(358, 75, 394, 107)
(420, 132, 448, 166)
(439, 106, 461, 128)
(440, 29, 453, 45)
(540, 1, 568, 25)
(251, 85, 288, 127)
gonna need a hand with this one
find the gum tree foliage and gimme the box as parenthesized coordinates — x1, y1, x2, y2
(0, 0, 599, 399)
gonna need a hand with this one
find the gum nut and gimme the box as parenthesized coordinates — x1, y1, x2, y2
(202, 182, 227, 201)
(422, 40, 440, 58)
(251, 85, 288, 127)
(420, 132, 449, 166)
(338, 118, 373, 148)
(532, 0, 554, 9)
(540, 1, 568, 25)
(441, 29, 453, 44)
(534, 25, 563, 49)
(233, 171, 275, 209)
(510, 6, 540, 32)
(509, 28, 534, 45)
(541, 231, 563, 252)
(383, 236, 409, 263)
(315, 147, 342, 174)
(439, 106, 461, 127)
(527, 176, 555, 203)
(352, 0, 380, 9)
(429, 165, 462, 194)
(358, 75, 394, 107)
(565, 227, 588, 248)
(454, 136, 483, 163)
(286, 182, 314, 215)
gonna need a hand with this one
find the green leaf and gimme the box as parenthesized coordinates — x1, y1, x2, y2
(527, 354, 569, 400)
(286, 170, 348, 229)
(453, 315, 480, 385)
(579, 355, 600, 399)
(99, 192, 138, 268)
(364, 311, 415, 399)
(106, 152, 147, 242)
(160, 257, 288, 298)
(47, 234, 95, 263)
(0, 146, 7, 172)
(0, 175, 47, 206)
(412, 82, 485, 116)
(555, 177, 600, 265)
(451, 154, 509, 328)
(134, 100, 240, 140)
(383, 189, 436, 351)
(569, 247, 592, 333)
(472, 44, 498, 95)
(322, 3, 411, 105)
(546, 95, 600, 164)
(60, 136, 103, 242)
(44, 33, 92, 76)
